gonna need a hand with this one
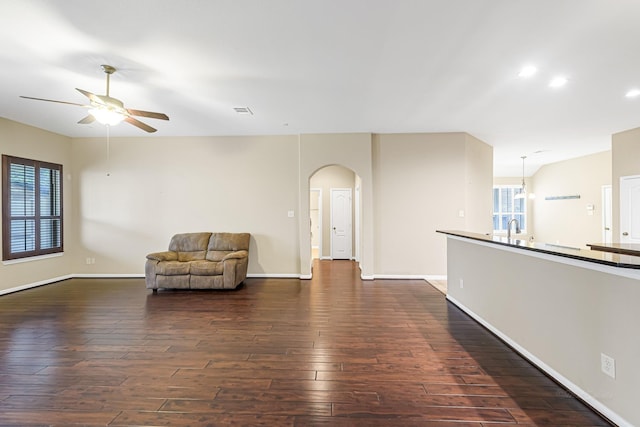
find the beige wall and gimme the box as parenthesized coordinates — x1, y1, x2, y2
(0, 118, 73, 293)
(1, 118, 493, 288)
(372, 133, 492, 277)
(70, 135, 301, 276)
(532, 151, 611, 248)
(309, 165, 356, 259)
(464, 133, 494, 233)
(612, 126, 640, 238)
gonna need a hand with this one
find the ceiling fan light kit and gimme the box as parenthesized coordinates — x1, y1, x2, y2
(89, 107, 124, 126)
(20, 64, 169, 133)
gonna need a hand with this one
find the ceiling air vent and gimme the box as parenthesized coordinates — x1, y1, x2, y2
(233, 107, 253, 115)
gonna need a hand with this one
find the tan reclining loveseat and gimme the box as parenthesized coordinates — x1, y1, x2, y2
(145, 232, 250, 292)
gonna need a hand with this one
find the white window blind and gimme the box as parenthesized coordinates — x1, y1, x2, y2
(2, 155, 63, 260)
(493, 186, 526, 233)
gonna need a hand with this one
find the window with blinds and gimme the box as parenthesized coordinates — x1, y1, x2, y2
(2, 155, 63, 260)
(492, 185, 527, 233)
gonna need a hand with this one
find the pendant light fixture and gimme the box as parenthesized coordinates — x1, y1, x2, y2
(514, 156, 535, 200)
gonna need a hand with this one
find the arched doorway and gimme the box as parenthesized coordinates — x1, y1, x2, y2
(309, 165, 361, 264)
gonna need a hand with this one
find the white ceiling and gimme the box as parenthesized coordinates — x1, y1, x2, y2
(1, 0, 639, 176)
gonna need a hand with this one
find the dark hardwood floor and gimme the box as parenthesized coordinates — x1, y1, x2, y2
(0, 260, 612, 426)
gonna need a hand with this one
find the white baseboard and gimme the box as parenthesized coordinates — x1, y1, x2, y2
(0, 274, 73, 296)
(246, 273, 302, 279)
(0, 273, 147, 296)
(446, 295, 630, 427)
(1, 273, 319, 296)
(373, 274, 428, 280)
(1, 273, 446, 297)
(370, 274, 446, 281)
(73, 273, 144, 278)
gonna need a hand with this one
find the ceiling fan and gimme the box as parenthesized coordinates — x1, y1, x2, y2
(20, 65, 169, 133)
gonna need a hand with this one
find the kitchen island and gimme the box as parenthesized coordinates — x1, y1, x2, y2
(438, 230, 640, 427)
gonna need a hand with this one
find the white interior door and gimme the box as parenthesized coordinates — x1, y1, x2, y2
(354, 182, 361, 263)
(331, 188, 352, 260)
(310, 188, 322, 259)
(620, 175, 640, 243)
(602, 185, 612, 244)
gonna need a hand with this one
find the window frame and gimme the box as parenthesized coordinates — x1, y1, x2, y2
(2, 154, 63, 261)
(493, 185, 527, 234)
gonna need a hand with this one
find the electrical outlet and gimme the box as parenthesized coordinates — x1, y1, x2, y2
(459, 279, 464, 289)
(601, 353, 615, 379)
(85, 257, 91, 265)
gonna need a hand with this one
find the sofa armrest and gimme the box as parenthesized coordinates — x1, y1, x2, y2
(222, 250, 248, 261)
(146, 251, 178, 262)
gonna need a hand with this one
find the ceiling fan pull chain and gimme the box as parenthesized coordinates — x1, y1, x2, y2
(106, 124, 111, 177)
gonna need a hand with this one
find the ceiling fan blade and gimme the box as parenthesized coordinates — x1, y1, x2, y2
(20, 96, 88, 108)
(78, 115, 95, 124)
(127, 109, 169, 121)
(76, 88, 101, 103)
(124, 116, 157, 133)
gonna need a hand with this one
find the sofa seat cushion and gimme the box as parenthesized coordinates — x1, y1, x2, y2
(190, 260, 224, 276)
(156, 261, 191, 276)
(157, 274, 190, 289)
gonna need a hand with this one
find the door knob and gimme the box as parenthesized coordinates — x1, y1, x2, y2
(333, 227, 336, 231)
(623, 232, 629, 236)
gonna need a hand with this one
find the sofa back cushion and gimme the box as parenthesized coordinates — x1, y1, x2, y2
(168, 232, 212, 262)
(206, 232, 250, 262)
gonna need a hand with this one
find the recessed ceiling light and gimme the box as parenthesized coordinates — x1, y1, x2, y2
(233, 107, 253, 115)
(625, 89, 640, 98)
(549, 76, 568, 88)
(518, 65, 537, 78)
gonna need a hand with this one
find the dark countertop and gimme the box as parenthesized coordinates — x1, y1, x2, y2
(437, 230, 640, 270)
(586, 242, 640, 257)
